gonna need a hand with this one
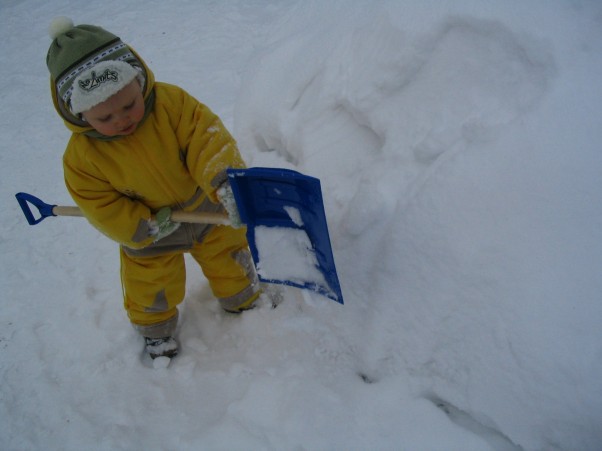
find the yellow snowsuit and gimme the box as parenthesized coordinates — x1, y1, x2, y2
(52, 56, 260, 338)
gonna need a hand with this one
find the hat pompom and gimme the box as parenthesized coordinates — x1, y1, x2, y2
(49, 17, 74, 39)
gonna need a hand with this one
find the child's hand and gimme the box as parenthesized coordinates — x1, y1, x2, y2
(217, 183, 242, 228)
(149, 207, 181, 241)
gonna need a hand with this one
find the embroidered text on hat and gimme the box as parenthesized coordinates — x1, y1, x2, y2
(79, 69, 119, 91)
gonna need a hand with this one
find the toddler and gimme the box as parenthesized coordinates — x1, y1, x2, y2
(46, 18, 261, 360)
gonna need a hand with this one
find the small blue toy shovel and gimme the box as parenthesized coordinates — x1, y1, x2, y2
(16, 167, 343, 304)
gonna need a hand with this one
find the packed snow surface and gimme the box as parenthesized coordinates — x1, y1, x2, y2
(255, 225, 329, 287)
(2, 1, 602, 450)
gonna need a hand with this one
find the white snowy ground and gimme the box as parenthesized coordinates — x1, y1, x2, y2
(1, 1, 602, 450)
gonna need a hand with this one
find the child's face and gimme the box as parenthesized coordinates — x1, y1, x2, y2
(81, 80, 145, 137)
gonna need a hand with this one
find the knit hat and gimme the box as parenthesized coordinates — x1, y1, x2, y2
(47, 17, 146, 116)
(70, 60, 142, 113)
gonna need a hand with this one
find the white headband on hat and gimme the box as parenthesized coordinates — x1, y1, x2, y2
(70, 60, 142, 114)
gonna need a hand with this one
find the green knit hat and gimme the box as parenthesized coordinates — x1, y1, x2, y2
(47, 17, 144, 114)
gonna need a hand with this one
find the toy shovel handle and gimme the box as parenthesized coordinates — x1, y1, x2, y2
(15, 192, 229, 226)
(15, 192, 80, 225)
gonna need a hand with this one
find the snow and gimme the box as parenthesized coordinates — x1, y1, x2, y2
(152, 356, 172, 370)
(2, 0, 602, 450)
(254, 225, 328, 287)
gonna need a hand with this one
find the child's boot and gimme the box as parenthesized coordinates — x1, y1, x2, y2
(144, 336, 179, 359)
(222, 290, 262, 314)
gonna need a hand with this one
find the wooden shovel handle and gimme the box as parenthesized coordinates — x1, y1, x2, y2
(52, 206, 84, 217)
(170, 210, 230, 225)
(52, 205, 230, 225)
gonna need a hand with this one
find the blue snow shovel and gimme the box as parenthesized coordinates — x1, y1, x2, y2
(226, 167, 343, 304)
(15, 167, 343, 304)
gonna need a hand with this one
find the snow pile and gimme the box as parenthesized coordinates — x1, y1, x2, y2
(255, 226, 328, 288)
(236, 4, 602, 449)
(1, 1, 602, 450)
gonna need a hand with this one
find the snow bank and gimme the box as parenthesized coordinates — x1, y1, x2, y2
(235, 3, 602, 449)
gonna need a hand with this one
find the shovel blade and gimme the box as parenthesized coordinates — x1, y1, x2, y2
(227, 168, 343, 304)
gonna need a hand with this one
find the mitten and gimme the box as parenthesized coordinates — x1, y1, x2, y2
(149, 207, 180, 241)
(217, 182, 242, 228)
